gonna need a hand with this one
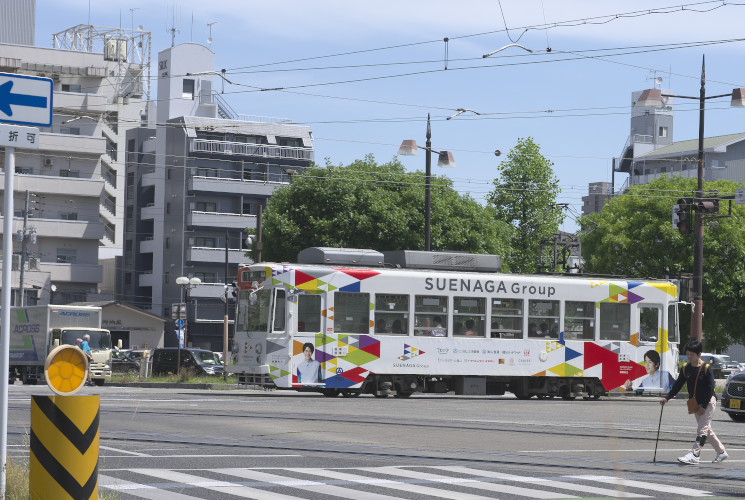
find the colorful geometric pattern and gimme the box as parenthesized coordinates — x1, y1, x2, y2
(398, 344, 425, 361)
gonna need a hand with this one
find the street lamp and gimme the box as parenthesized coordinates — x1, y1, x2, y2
(635, 56, 745, 342)
(398, 114, 456, 251)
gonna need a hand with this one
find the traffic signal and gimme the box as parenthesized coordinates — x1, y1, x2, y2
(693, 198, 720, 214)
(674, 198, 692, 234)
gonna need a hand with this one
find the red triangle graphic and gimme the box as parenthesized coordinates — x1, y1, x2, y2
(295, 270, 316, 285)
(338, 269, 381, 281)
(585, 342, 647, 391)
(359, 341, 381, 358)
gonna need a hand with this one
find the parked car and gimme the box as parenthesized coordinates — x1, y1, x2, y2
(111, 349, 141, 374)
(701, 353, 739, 379)
(151, 348, 224, 376)
(721, 371, 745, 422)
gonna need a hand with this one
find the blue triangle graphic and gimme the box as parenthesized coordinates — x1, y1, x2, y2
(564, 346, 582, 363)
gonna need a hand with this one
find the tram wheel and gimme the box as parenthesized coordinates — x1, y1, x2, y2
(514, 392, 533, 400)
(374, 393, 389, 398)
(322, 389, 339, 397)
(583, 395, 601, 401)
(394, 392, 413, 399)
(561, 395, 577, 401)
(340, 390, 361, 398)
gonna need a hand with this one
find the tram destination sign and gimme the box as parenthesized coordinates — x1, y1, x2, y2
(0, 72, 54, 127)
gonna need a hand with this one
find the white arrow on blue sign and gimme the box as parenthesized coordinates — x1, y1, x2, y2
(0, 72, 54, 127)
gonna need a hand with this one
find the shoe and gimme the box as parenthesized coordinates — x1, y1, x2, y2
(712, 451, 729, 463)
(677, 452, 700, 465)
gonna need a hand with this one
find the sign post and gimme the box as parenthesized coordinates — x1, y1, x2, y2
(0, 71, 52, 498)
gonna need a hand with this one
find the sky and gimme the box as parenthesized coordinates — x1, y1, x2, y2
(35, 0, 745, 231)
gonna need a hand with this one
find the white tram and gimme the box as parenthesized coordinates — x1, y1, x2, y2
(229, 248, 681, 399)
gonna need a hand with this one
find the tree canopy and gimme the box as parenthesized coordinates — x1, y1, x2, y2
(486, 137, 564, 273)
(261, 155, 511, 262)
(580, 175, 745, 350)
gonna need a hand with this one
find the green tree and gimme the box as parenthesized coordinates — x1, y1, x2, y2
(261, 155, 511, 262)
(486, 137, 563, 273)
(580, 175, 745, 350)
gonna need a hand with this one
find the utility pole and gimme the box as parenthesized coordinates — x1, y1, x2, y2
(223, 230, 229, 381)
(18, 190, 37, 306)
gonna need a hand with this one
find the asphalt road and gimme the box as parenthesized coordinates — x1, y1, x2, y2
(7, 384, 745, 499)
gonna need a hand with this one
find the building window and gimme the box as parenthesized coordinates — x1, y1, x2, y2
(195, 202, 217, 212)
(164, 272, 169, 284)
(195, 237, 217, 247)
(659, 126, 668, 138)
(15, 167, 33, 175)
(193, 272, 217, 282)
(59, 169, 80, 178)
(61, 83, 82, 93)
(166, 202, 171, 214)
(165, 237, 170, 249)
(56, 248, 77, 264)
(60, 127, 81, 135)
(182, 79, 195, 99)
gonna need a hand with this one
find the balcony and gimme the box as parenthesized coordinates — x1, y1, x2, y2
(187, 247, 248, 264)
(189, 282, 230, 299)
(141, 166, 158, 187)
(189, 139, 313, 161)
(1, 174, 103, 197)
(139, 272, 156, 287)
(39, 133, 105, 156)
(187, 211, 256, 230)
(0, 217, 104, 240)
(189, 176, 284, 197)
(140, 238, 157, 254)
(141, 204, 158, 220)
(54, 91, 107, 113)
(38, 262, 102, 284)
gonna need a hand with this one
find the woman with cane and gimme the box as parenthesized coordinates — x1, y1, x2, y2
(660, 340, 728, 465)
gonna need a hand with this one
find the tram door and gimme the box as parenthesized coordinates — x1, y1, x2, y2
(293, 293, 326, 387)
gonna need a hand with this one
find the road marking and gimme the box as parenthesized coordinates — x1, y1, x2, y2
(360, 466, 573, 499)
(518, 448, 745, 453)
(127, 469, 302, 500)
(287, 467, 494, 500)
(100, 445, 152, 456)
(568, 475, 714, 497)
(430, 466, 649, 498)
(99, 475, 203, 499)
(218, 468, 406, 500)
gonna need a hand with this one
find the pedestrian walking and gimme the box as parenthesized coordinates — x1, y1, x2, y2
(660, 340, 728, 465)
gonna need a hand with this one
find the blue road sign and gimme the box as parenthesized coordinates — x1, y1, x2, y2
(0, 73, 54, 127)
(176, 319, 185, 328)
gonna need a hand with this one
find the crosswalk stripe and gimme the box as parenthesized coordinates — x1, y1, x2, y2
(360, 466, 572, 499)
(430, 466, 650, 499)
(287, 467, 496, 500)
(99, 475, 203, 499)
(129, 469, 302, 500)
(568, 475, 714, 497)
(217, 468, 405, 500)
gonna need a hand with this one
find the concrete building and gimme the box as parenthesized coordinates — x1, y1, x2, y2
(123, 43, 313, 350)
(0, 14, 151, 305)
(581, 181, 613, 216)
(615, 87, 745, 189)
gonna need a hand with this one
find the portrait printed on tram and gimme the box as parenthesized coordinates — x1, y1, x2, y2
(296, 342, 323, 384)
(624, 349, 673, 393)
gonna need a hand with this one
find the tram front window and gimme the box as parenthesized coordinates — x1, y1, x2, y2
(245, 288, 271, 332)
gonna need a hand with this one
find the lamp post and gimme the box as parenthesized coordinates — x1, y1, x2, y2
(398, 114, 456, 251)
(175, 276, 201, 374)
(636, 56, 745, 342)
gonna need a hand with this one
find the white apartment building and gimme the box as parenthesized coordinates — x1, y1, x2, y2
(0, 6, 150, 304)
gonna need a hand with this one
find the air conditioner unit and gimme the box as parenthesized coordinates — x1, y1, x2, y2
(43, 158, 54, 168)
(29, 257, 39, 270)
(11, 254, 20, 271)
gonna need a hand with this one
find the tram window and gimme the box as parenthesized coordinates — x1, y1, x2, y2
(491, 298, 523, 338)
(245, 289, 270, 332)
(564, 301, 595, 340)
(639, 306, 660, 342)
(453, 297, 485, 337)
(334, 292, 370, 334)
(414, 295, 448, 337)
(298, 295, 322, 333)
(374, 294, 409, 335)
(528, 300, 559, 339)
(668, 304, 679, 343)
(599, 302, 630, 341)
(271, 289, 286, 332)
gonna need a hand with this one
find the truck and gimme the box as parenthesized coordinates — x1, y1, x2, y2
(6, 305, 115, 386)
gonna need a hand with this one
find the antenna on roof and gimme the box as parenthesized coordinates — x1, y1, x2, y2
(167, 3, 180, 47)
